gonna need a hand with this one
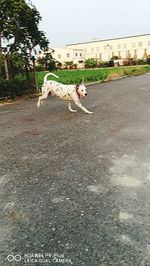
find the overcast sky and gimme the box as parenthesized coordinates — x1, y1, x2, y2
(31, 0, 150, 47)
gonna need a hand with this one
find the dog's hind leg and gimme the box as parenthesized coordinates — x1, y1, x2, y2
(37, 91, 49, 107)
(67, 101, 77, 112)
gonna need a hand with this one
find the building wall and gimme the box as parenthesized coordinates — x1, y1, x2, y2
(37, 47, 84, 68)
(37, 34, 150, 68)
(52, 47, 84, 68)
(66, 34, 150, 61)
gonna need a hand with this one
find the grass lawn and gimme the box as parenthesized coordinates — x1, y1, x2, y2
(37, 65, 150, 87)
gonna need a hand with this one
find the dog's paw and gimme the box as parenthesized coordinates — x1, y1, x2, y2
(86, 111, 94, 114)
(37, 102, 40, 107)
(71, 110, 77, 113)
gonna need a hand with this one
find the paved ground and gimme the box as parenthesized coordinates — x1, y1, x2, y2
(0, 74, 150, 266)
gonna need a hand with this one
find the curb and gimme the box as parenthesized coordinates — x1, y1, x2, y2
(0, 94, 39, 107)
(86, 75, 127, 87)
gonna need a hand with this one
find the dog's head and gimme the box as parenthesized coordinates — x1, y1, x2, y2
(76, 84, 87, 97)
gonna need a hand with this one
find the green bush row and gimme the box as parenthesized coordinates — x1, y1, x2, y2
(37, 65, 150, 86)
(0, 78, 35, 99)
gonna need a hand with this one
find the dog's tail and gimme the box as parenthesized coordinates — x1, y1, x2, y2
(44, 72, 59, 83)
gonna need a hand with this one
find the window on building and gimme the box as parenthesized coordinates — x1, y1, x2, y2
(117, 44, 121, 49)
(66, 53, 70, 58)
(75, 53, 78, 57)
(132, 42, 136, 48)
(109, 45, 113, 50)
(84, 48, 87, 53)
(123, 43, 127, 49)
(91, 47, 94, 52)
(80, 53, 82, 57)
(58, 54, 61, 59)
(138, 42, 142, 47)
(96, 47, 99, 52)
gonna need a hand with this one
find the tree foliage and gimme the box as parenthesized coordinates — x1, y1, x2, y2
(0, 0, 49, 55)
(37, 52, 57, 71)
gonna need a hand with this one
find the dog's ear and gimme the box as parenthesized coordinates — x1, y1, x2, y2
(76, 84, 80, 99)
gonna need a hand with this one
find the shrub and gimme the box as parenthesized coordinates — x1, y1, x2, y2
(47, 59, 57, 71)
(36, 65, 44, 72)
(57, 62, 63, 69)
(146, 56, 150, 64)
(0, 78, 35, 99)
(99, 61, 110, 68)
(84, 58, 97, 68)
(132, 59, 146, 65)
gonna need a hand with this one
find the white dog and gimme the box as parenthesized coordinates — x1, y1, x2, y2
(37, 73, 93, 114)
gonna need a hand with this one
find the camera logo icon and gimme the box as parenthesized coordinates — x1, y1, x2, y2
(7, 254, 22, 262)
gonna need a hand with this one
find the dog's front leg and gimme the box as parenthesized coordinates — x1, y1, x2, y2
(74, 101, 93, 114)
(67, 101, 77, 112)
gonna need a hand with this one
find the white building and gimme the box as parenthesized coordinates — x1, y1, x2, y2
(37, 34, 150, 68)
(37, 47, 84, 68)
(52, 47, 84, 68)
(66, 34, 150, 62)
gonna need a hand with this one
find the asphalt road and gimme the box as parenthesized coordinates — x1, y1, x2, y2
(0, 74, 150, 266)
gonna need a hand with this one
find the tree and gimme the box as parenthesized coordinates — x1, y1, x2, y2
(37, 52, 57, 71)
(0, 0, 50, 81)
(0, 0, 49, 54)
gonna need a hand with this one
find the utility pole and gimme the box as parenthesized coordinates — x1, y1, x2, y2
(1, 47, 10, 80)
(32, 56, 39, 92)
(0, 21, 10, 80)
(4, 57, 9, 80)
(0, 27, 2, 77)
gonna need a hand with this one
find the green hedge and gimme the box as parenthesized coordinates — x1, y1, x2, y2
(37, 66, 150, 86)
(0, 78, 35, 99)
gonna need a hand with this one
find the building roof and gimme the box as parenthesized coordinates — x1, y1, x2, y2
(66, 33, 150, 46)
